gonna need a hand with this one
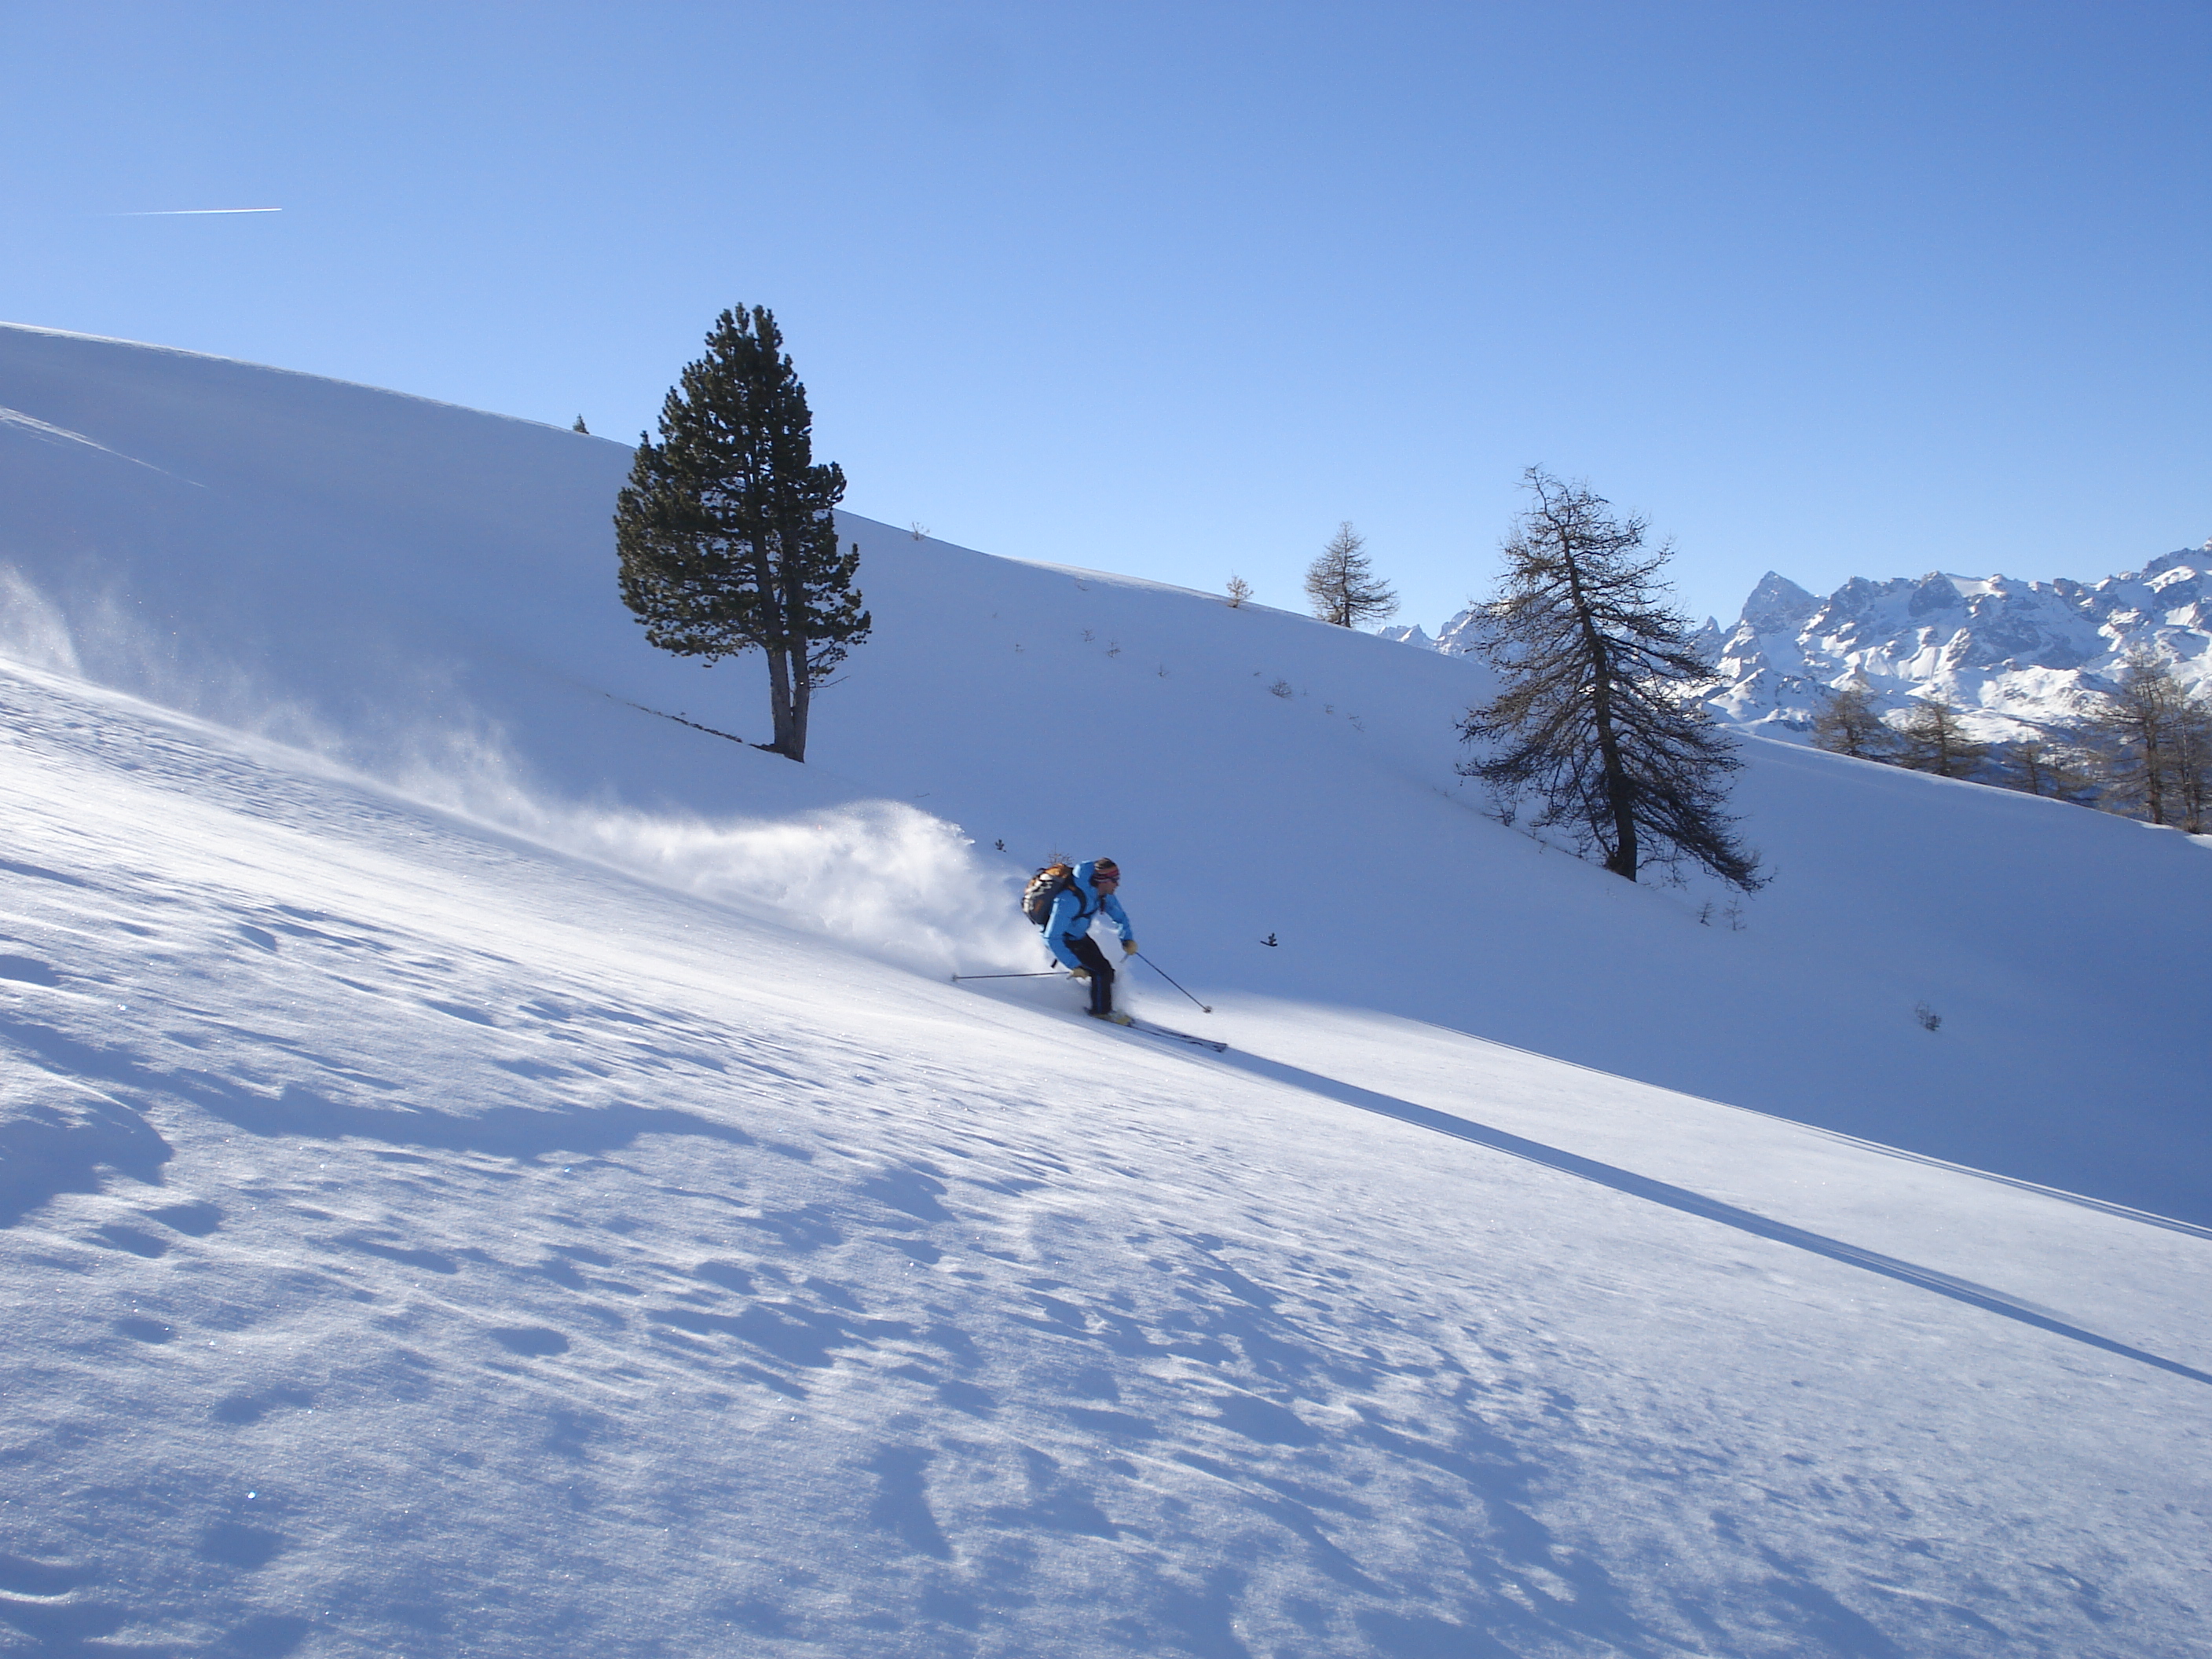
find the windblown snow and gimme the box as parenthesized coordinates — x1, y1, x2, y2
(1, 323, 2207, 1657)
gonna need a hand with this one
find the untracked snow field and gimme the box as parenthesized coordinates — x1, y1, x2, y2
(2, 663, 2207, 1657)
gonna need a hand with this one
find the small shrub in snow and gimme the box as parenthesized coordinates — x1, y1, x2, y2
(1915, 1002, 1943, 1031)
(1225, 574, 1253, 608)
(1269, 679, 1294, 699)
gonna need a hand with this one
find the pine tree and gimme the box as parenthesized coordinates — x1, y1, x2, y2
(573, 416, 590, 434)
(1459, 468, 1761, 890)
(1895, 697, 1989, 778)
(1303, 523, 1397, 627)
(614, 306, 870, 763)
(1810, 676, 1898, 760)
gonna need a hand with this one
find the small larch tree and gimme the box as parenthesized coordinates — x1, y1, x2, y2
(1895, 697, 1989, 778)
(1810, 676, 1898, 760)
(615, 306, 869, 764)
(1304, 522, 1397, 628)
(1459, 468, 1761, 890)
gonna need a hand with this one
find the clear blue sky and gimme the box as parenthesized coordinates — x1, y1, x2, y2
(3, 1, 2205, 629)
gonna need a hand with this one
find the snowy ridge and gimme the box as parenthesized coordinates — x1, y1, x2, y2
(2, 323, 2209, 1654)
(1383, 609, 1485, 658)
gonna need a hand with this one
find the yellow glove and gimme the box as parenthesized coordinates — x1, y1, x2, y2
(1068, 968, 1090, 982)
(1122, 939, 1139, 956)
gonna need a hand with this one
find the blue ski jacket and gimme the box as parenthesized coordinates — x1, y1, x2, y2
(1041, 861, 1133, 970)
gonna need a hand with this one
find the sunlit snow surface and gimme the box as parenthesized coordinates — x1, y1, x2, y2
(2, 323, 2210, 1655)
(3, 667, 2209, 1657)
(2, 320, 2207, 1221)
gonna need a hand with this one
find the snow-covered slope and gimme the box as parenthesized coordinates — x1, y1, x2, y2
(2, 323, 2210, 1652)
(1697, 553, 2212, 739)
(4, 322, 2204, 1221)
(5, 659, 2208, 1658)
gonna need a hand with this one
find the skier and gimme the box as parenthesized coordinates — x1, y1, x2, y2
(1041, 858, 1138, 1024)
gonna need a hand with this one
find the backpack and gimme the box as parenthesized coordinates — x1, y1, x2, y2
(1020, 864, 1083, 928)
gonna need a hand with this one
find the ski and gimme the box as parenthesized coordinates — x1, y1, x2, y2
(1123, 1019, 1227, 1053)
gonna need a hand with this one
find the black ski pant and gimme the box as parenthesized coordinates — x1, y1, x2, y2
(1062, 934, 1115, 1016)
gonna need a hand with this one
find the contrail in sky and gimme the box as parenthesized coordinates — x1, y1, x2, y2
(107, 207, 283, 217)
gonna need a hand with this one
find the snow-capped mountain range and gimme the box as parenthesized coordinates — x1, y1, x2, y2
(1697, 548, 2212, 738)
(1392, 546, 2212, 741)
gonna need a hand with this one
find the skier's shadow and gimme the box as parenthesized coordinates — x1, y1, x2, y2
(1210, 1047, 2212, 1390)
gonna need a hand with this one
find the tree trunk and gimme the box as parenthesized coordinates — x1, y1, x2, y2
(785, 646, 811, 763)
(1561, 548, 1638, 881)
(2142, 720, 2167, 825)
(1595, 687, 1637, 881)
(760, 645, 801, 760)
(748, 534, 810, 762)
(770, 555, 813, 763)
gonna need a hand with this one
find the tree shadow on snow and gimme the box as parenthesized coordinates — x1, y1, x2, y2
(1210, 1048, 2212, 1390)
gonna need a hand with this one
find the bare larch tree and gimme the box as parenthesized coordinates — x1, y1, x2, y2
(1895, 697, 1989, 778)
(1996, 732, 2094, 800)
(1303, 522, 1397, 627)
(1809, 676, 1897, 760)
(2075, 655, 2212, 831)
(1459, 468, 1762, 890)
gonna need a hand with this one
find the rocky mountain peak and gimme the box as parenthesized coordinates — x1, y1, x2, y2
(1703, 548, 2211, 740)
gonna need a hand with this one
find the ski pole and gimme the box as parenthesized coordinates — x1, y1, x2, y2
(1135, 953, 1211, 1013)
(950, 970, 1065, 982)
